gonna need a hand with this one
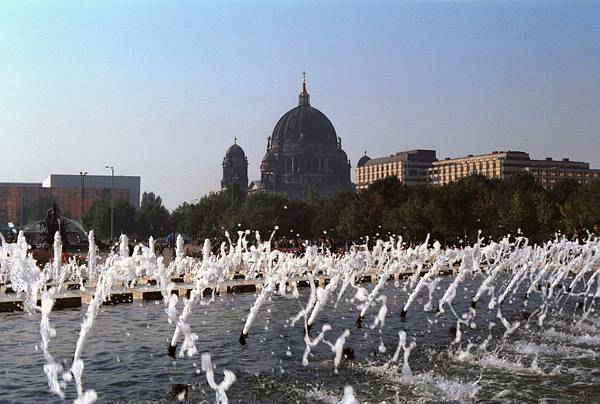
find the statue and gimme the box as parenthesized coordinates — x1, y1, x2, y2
(41, 203, 69, 247)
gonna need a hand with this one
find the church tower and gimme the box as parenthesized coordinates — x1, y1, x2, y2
(221, 138, 249, 191)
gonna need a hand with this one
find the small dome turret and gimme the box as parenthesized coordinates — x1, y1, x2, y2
(221, 138, 249, 191)
(225, 139, 246, 159)
(358, 152, 371, 167)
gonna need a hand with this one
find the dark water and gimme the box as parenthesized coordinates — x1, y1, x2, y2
(0, 275, 598, 403)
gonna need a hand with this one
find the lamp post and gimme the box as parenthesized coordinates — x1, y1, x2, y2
(266, 171, 276, 193)
(79, 171, 88, 221)
(19, 187, 23, 225)
(105, 165, 114, 241)
(231, 176, 239, 208)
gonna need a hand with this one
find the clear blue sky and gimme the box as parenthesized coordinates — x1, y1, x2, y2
(2, 1, 599, 208)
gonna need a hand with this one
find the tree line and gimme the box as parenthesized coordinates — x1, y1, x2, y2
(82, 192, 170, 240)
(80, 173, 600, 245)
(169, 173, 600, 245)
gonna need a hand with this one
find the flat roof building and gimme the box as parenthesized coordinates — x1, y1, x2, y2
(42, 174, 140, 209)
(429, 151, 599, 186)
(356, 149, 600, 190)
(0, 173, 140, 226)
(355, 149, 436, 190)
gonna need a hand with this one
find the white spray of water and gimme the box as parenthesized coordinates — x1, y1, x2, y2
(385, 331, 417, 380)
(331, 329, 351, 373)
(87, 231, 98, 281)
(338, 385, 359, 404)
(201, 353, 236, 404)
(370, 295, 388, 329)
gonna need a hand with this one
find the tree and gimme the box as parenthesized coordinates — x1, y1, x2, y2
(337, 177, 409, 239)
(163, 173, 599, 246)
(308, 191, 354, 237)
(384, 199, 431, 244)
(83, 200, 136, 240)
(500, 191, 539, 238)
(135, 192, 170, 238)
(170, 202, 194, 235)
(562, 181, 600, 237)
(232, 192, 313, 238)
(550, 179, 581, 205)
(195, 191, 233, 239)
(534, 191, 562, 241)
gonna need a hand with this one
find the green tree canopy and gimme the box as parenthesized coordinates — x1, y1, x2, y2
(562, 181, 600, 236)
(167, 174, 600, 246)
(82, 199, 136, 240)
(135, 192, 170, 238)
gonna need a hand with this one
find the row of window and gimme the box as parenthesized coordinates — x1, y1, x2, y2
(357, 162, 403, 173)
(357, 161, 600, 188)
(529, 170, 600, 178)
(430, 160, 501, 175)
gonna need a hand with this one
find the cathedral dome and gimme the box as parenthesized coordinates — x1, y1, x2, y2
(270, 81, 338, 148)
(260, 75, 353, 199)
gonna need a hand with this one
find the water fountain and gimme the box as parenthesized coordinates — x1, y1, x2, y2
(0, 229, 598, 402)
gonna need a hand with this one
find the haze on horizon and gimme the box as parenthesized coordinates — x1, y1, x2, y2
(2, 1, 599, 209)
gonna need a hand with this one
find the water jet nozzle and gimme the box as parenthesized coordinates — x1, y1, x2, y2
(342, 347, 355, 361)
(239, 331, 247, 345)
(448, 325, 457, 340)
(171, 384, 188, 398)
(167, 343, 177, 358)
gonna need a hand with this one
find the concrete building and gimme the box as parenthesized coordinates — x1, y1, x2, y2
(43, 174, 140, 210)
(355, 149, 600, 190)
(0, 174, 140, 226)
(355, 150, 436, 190)
(0, 182, 43, 226)
(428, 150, 526, 185)
(428, 151, 600, 186)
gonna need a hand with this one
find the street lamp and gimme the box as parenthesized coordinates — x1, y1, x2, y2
(19, 187, 23, 225)
(105, 165, 114, 241)
(266, 171, 276, 193)
(231, 176, 239, 208)
(79, 171, 88, 221)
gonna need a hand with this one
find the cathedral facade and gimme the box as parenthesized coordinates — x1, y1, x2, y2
(222, 78, 353, 199)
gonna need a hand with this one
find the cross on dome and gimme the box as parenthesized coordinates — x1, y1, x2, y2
(298, 71, 310, 105)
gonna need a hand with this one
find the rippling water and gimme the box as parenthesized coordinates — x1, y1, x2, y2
(1, 276, 598, 402)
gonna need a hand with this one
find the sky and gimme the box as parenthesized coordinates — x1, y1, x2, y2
(1, 1, 599, 208)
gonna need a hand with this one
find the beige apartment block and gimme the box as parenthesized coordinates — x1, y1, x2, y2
(356, 149, 600, 190)
(429, 151, 599, 186)
(355, 150, 436, 190)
